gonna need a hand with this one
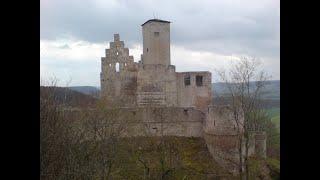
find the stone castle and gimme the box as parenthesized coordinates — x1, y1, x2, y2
(99, 19, 266, 173)
(100, 19, 211, 112)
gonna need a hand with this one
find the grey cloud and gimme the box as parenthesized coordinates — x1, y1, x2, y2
(58, 44, 71, 49)
(41, 0, 279, 70)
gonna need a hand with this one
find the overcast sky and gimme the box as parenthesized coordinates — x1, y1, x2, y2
(40, 0, 279, 86)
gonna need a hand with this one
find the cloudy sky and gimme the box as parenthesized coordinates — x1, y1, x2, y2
(40, 0, 279, 86)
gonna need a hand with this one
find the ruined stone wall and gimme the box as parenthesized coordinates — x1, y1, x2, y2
(252, 132, 267, 158)
(136, 64, 178, 107)
(204, 133, 240, 175)
(203, 105, 266, 174)
(202, 105, 242, 174)
(121, 107, 204, 137)
(101, 21, 213, 110)
(177, 72, 212, 112)
(204, 105, 241, 135)
(69, 107, 204, 137)
(100, 34, 138, 107)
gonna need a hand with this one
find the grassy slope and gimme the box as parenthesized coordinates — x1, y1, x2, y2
(110, 137, 278, 179)
(248, 157, 280, 180)
(265, 107, 280, 161)
(93, 137, 236, 179)
(266, 107, 280, 131)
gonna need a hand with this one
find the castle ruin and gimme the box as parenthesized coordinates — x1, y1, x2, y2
(99, 19, 266, 173)
(100, 19, 211, 112)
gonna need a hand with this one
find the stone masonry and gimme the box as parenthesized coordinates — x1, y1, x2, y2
(99, 19, 267, 173)
(100, 19, 212, 112)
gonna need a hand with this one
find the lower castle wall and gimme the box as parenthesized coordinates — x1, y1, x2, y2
(64, 105, 266, 175)
(204, 133, 240, 174)
(119, 107, 205, 137)
(66, 107, 205, 137)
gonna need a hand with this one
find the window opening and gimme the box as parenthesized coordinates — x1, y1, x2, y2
(115, 63, 120, 72)
(184, 75, 191, 86)
(196, 75, 203, 86)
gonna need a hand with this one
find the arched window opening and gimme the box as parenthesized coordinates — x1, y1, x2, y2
(115, 62, 120, 72)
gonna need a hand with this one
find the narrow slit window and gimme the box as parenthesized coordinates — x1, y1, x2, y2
(115, 63, 120, 72)
(196, 75, 203, 86)
(184, 75, 191, 86)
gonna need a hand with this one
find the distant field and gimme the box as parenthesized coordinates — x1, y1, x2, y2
(266, 108, 280, 131)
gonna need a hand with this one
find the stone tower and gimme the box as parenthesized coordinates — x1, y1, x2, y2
(137, 19, 177, 107)
(141, 19, 171, 66)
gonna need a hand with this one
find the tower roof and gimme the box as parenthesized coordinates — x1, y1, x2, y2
(141, 19, 171, 26)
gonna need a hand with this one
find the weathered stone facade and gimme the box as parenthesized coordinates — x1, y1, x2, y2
(100, 19, 212, 111)
(99, 19, 267, 173)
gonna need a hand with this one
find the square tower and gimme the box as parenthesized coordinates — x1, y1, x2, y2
(141, 19, 171, 66)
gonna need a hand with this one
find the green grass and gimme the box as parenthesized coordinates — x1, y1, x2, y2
(265, 107, 280, 160)
(63, 137, 236, 180)
(112, 137, 236, 179)
(266, 107, 280, 117)
(266, 108, 280, 132)
(266, 158, 280, 180)
(248, 157, 280, 180)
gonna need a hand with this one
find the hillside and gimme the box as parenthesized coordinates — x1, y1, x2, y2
(212, 80, 280, 100)
(68, 86, 100, 98)
(67, 80, 280, 101)
(266, 107, 280, 131)
(106, 137, 235, 179)
(40, 86, 97, 108)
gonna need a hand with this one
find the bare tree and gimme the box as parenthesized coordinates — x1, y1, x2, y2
(40, 77, 128, 179)
(40, 78, 86, 179)
(216, 56, 270, 180)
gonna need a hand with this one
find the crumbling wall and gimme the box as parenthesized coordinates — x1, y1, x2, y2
(121, 107, 204, 137)
(203, 105, 267, 174)
(203, 105, 241, 174)
(204, 105, 240, 135)
(136, 64, 178, 107)
(177, 72, 212, 112)
(69, 107, 204, 137)
(100, 34, 138, 107)
(204, 133, 240, 175)
(251, 131, 267, 158)
(100, 33, 212, 110)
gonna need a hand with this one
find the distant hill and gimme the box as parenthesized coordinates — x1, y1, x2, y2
(63, 80, 280, 107)
(40, 86, 98, 108)
(212, 80, 280, 100)
(68, 86, 100, 98)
